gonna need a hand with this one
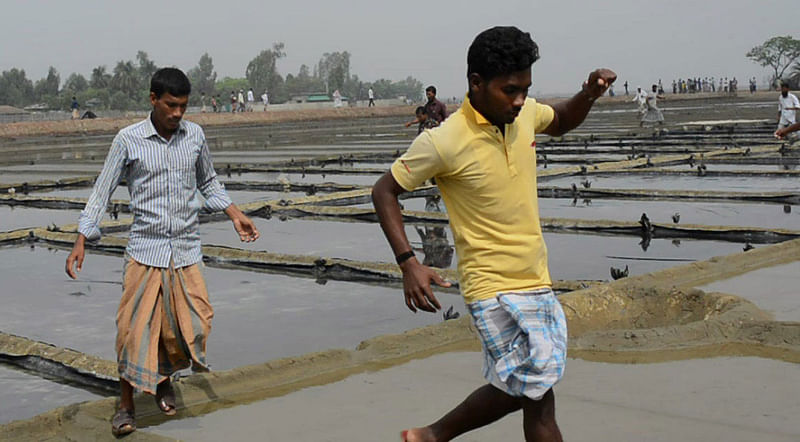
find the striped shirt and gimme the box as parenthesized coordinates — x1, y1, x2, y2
(78, 115, 232, 268)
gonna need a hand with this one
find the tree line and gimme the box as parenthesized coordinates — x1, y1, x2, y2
(0, 44, 424, 111)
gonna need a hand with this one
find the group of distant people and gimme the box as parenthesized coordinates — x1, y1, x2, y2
(404, 85, 448, 133)
(669, 77, 743, 95)
(199, 88, 269, 113)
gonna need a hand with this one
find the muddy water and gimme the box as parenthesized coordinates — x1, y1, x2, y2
(196, 218, 744, 280)
(149, 353, 800, 442)
(0, 364, 100, 424)
(0, 247, 465, 370)
(0, 172, 88, 185)
(0, 207, 130, 232)
(538, 198, 799, 230)
(220, 172, 379, 186)
(199, 218, 443, 266)
(542, 173, 799, 192)
(359, 197, 799, 230)
(545, 233, 744, 281)
(663, 164, 799, 172)
(24, 187, 304, 206)
(696, 261, 800, 321)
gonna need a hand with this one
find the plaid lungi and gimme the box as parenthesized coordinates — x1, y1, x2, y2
(116, 257, 213, 394)
(468, 288, 567, 401)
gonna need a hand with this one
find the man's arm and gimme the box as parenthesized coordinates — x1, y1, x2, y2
(372, 173, 449, 313)
(196, 136, 259, 242)
(66, 137, 127, 278)
(775, 122, 800, 139)
(543, 68, 617, 136)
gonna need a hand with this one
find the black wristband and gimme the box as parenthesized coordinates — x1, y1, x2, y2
(395, 251, 416, 265)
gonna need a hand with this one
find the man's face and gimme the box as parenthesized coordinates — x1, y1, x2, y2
(426, 90, 435, 101)
(782, 86, 789, 97)
(469, 68, 531, 126)
(150, 92, 188, 132)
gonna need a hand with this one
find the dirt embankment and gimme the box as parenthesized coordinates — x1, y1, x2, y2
(0, 105, 418, 139)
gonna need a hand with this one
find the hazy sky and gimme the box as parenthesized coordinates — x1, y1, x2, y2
(1, 0, 797, 98)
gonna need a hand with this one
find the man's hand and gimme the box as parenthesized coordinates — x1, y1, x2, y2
(583, 69, 617, 100)
(225, 205, 260, 242)
(65, 235, 86, 279)
(400, 257, 451, 313)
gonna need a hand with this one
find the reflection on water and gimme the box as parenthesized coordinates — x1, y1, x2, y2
(414, 195, 453, 268)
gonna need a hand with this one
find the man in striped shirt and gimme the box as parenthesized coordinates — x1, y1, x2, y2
(65, 67, 259, 436)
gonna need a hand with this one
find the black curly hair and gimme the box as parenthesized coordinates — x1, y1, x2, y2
(467, 26, 540, 82)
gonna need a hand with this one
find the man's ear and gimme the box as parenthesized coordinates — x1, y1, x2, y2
(468, 73, 483, 94)
(149, 92, 157, 107)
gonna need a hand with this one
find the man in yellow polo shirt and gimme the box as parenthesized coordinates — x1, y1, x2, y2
(372, 26, 615, 442)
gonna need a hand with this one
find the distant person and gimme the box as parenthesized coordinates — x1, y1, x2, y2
(246, 88, 255, 112)
(368, 87, 375, 107)
(64, 67, 259, 437)
(632, 87, 647, 117)
(333, 89, 343, 108)
(423, 85, 448, 123)
(641, 84, 665, 127)
(211, 94, 218, 113)
(372, 25, 615, 442)
(404, 106, 439, 134)
(624, 80, 629, 95)
(238, 89, 246, 112)
(200, 92, 207, 113)
(777, 83, 800, 137)
(261, 90, 269, 111)
(672, 79, 677, 94)
(70, 96, 79, 120)
(230, 90, 237, 113)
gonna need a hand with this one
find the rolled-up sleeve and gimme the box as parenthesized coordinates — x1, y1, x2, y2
(78, 135, 127, 240)
(196, 137, 232, 212)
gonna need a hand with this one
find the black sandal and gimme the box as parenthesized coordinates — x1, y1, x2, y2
(156, 380, 177, 416)
(111, 408, 136, 436)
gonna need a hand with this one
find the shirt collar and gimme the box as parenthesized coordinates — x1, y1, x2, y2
(461, 94, 492, 126)
(143, 113, 187, 139)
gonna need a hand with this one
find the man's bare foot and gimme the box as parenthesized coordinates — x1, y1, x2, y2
(401, 427, 437, 442)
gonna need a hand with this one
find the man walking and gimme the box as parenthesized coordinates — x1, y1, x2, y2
(247, 87, 255, 112)
(777, 82, 799, 136)
(423, 85, 448, 124)
(65, 68, 260, 436)
(368, 87, 375, 107)
(372, 26, 614, 441)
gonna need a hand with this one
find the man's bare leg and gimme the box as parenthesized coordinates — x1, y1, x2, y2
(120, 379, 135, 412)
(522, 389, 562, 442)
(403, 384, 521, 442)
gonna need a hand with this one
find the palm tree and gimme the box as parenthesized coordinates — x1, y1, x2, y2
(111, 60, 140, 99)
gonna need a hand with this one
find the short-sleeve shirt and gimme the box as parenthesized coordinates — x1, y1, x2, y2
(779, 93, 800, 125)
(391, 95, 555, 303)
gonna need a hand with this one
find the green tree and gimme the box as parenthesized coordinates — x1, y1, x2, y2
(746, 36, 800, 87)
(90, 65, 111, 89)
(136, 51, 158, 88)
(111, 60, 140, 100)
(245, 42, 286, 98)
(188, 52, 217, 95)
(63, 73, 89, 93)
(109, 90, 132, 110)
(315, 51, 350, 93)
(284, 64, 325, 97)
(0, 68, 35, 106)
(34, 66, 60, 101)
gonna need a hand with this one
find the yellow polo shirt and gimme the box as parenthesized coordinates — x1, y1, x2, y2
(391, 96, 555, 303)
